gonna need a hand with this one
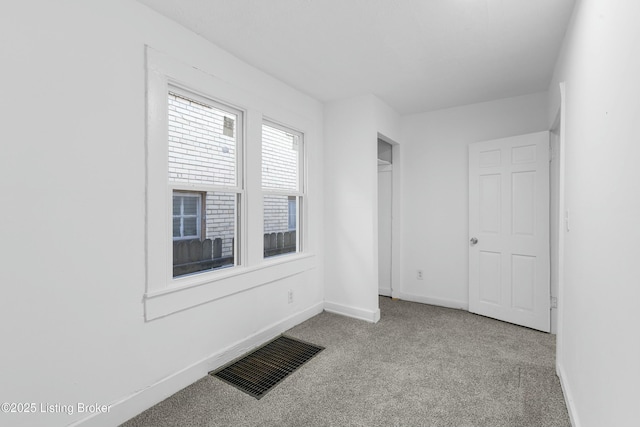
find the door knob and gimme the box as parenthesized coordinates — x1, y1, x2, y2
(470, 237, 478, 245)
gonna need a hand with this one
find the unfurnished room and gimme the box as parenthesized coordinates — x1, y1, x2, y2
(1, 1, 639, 427)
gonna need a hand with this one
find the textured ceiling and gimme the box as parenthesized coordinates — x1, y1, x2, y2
(138, 0, 576, 114)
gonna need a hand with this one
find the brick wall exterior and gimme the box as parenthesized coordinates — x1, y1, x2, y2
(262, 124, 298, 191)
(263, 195, 291, 233)
(262, 124, 299, 234)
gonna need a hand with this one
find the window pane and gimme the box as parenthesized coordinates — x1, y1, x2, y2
(172, 218, 180, 237)
(263, 195, 297, 258)
(183, 218, 197, 237)
(262, 124, 299, 191)
(287, 196, 296, 231)
(168, 92, 237, 187)
(183, 197, 198, 215)
(173, 191, 236, 278)
(173, 197, 181, 215)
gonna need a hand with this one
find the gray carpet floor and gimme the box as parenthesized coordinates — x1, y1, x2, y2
(122, 297, 570, 427)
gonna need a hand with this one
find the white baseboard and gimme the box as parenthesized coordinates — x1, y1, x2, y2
(72, 301, 324, 427)
(557, 361, 580, 427)
(396, 291, 469, 311)
(324, 300, 380, 323)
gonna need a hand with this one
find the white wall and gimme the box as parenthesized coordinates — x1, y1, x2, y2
(399, 93, 548, 308)
(324, 94, 400, 322)
(548, 1, 640, 426)
(0, 1, 323, 426)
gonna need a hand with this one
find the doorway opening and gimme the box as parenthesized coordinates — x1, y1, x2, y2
(377, 134, 400, 298)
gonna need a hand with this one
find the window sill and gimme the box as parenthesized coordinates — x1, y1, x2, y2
(144, 253, 316, 321)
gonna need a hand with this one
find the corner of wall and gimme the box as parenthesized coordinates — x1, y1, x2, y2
(324, 301, 380, 323)
(556, 361, 580, 427)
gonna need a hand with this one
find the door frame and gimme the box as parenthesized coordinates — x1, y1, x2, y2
(550, 82, 567, 362)
(377, 132, 401, 299)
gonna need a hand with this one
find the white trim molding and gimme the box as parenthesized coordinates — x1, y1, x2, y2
(70, 302, 324, 427)
(557, 362, 580, 427)
(324, 301, 381, 323)
(396, 291, 469, 311)
(145, 254, 316, 320)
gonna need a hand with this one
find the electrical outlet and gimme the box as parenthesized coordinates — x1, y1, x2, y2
(417, 270, 424, 280)
(288, 289, 294, 304)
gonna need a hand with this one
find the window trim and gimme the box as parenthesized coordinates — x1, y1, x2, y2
(144, 46, 315, 321)
(146, 48, 248, 299)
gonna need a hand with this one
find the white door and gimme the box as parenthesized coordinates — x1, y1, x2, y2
(469, 131, 550, 332)
(378, 165, 392, 296)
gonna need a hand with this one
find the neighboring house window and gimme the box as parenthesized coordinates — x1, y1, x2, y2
(168, 90, 243, 277)
(173, 192, 202, 240)
(262, 122, 303, 258)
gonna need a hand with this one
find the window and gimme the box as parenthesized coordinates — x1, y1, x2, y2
(173, 192, 202, 240)
(168, 90, 243, 278)
(145, 47, 317, 320)
(262, 122, 303, 258)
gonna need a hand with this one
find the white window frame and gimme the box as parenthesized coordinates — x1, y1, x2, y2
(146, 48, 246, 298)
(262, 120, 305, 258)
(144, 46, 315, 321)
(167, 86, 244, 277)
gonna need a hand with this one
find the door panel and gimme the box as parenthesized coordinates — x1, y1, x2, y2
(479, 251, 501, 305)
(511, 254, 536, 311)
(469, 132, 550, 332)
(479, 174, 501, 233)
(512, 171, 535, 236)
